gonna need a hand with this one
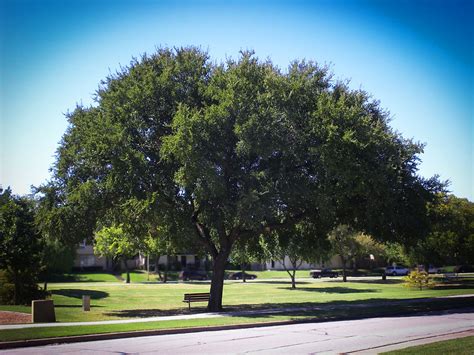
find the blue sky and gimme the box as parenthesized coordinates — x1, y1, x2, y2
(1, 0, 473, 200)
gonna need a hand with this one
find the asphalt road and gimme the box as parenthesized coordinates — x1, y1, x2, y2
(2, 308, 474, 354)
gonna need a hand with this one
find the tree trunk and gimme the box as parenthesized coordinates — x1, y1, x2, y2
(342, 257, 347, 282)
(281, 257, 298, 289)
(13, 270, 19, 305)
(43, 270, 48, 292)
(155, 256, 162, 281)
(124, 259, 131, 284)
(241, 263, 246, 283)
(164, 256, 169, 283)
(208, 252, 229, 312)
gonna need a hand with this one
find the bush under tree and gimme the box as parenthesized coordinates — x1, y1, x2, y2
(404, 270, 434, 290)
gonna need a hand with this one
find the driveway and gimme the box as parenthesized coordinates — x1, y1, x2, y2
(2, 308, 473, 354)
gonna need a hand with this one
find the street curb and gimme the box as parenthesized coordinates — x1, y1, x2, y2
(0, 320, 300, 350)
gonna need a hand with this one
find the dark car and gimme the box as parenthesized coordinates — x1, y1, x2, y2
(179, 270, 208, 281)
(310, 268, 339, 278)
(228, 271, 257, 280)
(454, 265, 474, 273)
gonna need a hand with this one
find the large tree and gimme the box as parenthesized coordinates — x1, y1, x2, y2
(37, 48, 438, 311)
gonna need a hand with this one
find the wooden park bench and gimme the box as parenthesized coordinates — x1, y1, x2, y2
(183, 293, 210, 310)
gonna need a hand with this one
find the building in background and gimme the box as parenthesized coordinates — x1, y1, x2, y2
(75, 242, 346, 272)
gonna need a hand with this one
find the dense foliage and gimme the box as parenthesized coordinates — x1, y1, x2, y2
(37, 48, 439, 310)
(418, 194, 474, 266)
(0, 189, 45, 304)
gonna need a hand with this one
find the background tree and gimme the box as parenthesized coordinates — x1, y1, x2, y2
(328, 224, 359, 282)
(37, 48, 440, 311)
(382, 242, 411, 266)
(0, 188, 44, 304)
(39, 238, 76, 291)
(230, 235, 268, 282)
(268, 221, 331, 289)
(352, 233, 386, 270)
(412, 194, 474, 267)
(143, 226, 181, 283)
(94, 225, 140, 283)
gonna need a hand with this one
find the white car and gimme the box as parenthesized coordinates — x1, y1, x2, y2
(385, 266, 410, 276)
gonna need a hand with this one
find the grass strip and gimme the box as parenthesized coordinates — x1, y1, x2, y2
(0, 316, 281, 343)
(1, 297, 472, 343)
(382, 335, 474, 354)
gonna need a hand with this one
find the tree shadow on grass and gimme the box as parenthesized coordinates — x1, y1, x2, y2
(223, 297, 474, 321)
(51, 289, 109, 300)
(53, 304, 104, 308)
(180, 281, 211, 285)
(278, 286, 378, 293)
(344, 279, 404, 285)
(105, 307, 208, 318)
(46, 273, 114, 283)
(432, 282, 474, 290)
(251, 281, 311, 285)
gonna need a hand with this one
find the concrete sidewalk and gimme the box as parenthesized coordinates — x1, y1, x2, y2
(1, 294, 473, 331)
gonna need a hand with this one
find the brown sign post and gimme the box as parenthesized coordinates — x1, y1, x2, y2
(32, 300, 56, 323)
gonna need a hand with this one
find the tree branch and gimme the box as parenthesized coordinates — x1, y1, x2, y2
(191, 208, 218, 258)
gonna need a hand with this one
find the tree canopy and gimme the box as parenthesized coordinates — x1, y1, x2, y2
(37, 47, 439, 311)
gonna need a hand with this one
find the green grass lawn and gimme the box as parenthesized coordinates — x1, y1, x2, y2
(1, 276, 473, 323)
(383, 335, 474, 354)
(120, 270, 180, 283)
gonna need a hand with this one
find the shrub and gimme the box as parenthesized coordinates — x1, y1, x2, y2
(404, 270, 434, 290)
(0, 269, 46, 305)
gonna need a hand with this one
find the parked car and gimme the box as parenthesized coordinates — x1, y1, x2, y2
(454, 265, 474, 273)
(179, 270, 208, 281)
(310, 268, 339, 278)
(416, 264, 440, 274)
(385, 266, 410, 276)
(228, 271, 257, 280)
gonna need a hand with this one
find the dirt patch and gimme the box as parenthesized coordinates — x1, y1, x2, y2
(0, 311, 31, 324)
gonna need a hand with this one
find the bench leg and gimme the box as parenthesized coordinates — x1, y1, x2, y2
(188, 302, 191, 311)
